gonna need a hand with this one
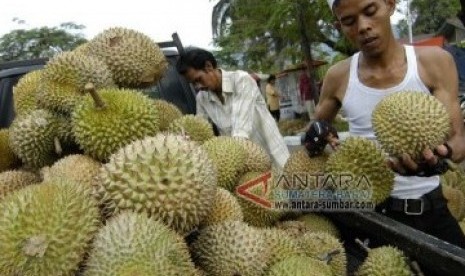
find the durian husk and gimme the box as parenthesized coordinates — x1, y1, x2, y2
(96, 134, 217, 235)
(86, 27, 168, 88)
(200, 187, 243, 227)
(40, 154, 102, 188)
(299, 231, 347, 276)
(233, 137, 272, 174)
(234, 171, 283, 227)
(190, 220, 270, 276)
(267, 255, 333, 276)
(372, 91, 450, 161)
(71, 87, 160, 162)
(0, 169, 41, 199)
(167, 114, 215, 144)
(13, 70, 42, 116)
(37, 51, 116, 114)
(276, 213, 341, 239)
(355, 245, 414, 276)
(0, 178, 101, 275)
(152, 99, 183, 131)
(0, 129, 21, 172)
(8, 109, 66, 169)
(281, 149, 328, 190)
(324, 136, 395, 206)
(262, 228, 306, 268)
(83, 211, 199, 276)
(442, 184, 465, 221)
(202, 136, 248, 191)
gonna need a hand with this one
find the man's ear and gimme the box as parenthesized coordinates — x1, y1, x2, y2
(386, 0, 396, 15)
(204, 61, 214, 71)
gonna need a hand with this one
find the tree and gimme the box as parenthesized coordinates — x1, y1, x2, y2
(397, 0, 460, 37)
(0, 20, 87, 62)
(210, 0, 356, 73)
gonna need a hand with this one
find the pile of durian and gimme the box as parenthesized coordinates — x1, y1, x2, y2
(0, 27, 451, 275)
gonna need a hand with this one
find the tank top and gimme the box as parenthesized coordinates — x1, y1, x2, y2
(341, 45, 439, 199)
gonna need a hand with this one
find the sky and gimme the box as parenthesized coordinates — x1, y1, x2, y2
(0, 0, 406, 51)
(0, 0, 220, 50)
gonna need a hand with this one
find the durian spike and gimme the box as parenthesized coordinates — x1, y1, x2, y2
(84, 82, 106, 109)
(54, 137, 62, 156)
(23, 235, 48, 257)
(410, 261, 425, 276)
(355, 238, 371, 252)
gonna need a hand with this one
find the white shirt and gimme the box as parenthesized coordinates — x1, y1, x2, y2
(196, 69, 290, 169)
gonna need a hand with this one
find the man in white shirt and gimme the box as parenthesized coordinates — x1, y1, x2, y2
(175, 48, 290, 169)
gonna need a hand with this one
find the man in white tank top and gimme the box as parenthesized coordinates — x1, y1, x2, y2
(304, 0, 465, 249)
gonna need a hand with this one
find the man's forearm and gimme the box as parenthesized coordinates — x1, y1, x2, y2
(446, 135, 465, 163)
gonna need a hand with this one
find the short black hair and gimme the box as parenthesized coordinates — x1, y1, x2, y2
(267, 74, 276, 82)
(176, 47, 218, 75)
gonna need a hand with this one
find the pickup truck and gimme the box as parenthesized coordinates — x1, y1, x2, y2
(1, 33, 465, 276)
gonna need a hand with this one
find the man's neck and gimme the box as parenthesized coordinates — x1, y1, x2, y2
(360, 40, 405, 69)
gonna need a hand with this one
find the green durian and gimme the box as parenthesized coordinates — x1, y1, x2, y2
(86, 27, 168, 88)
(37, 50, 116, 114)
(0, 178, 100, 275)
(168, 114, 215, 143)
(83, 211, 199, 276)
(325, 136, 395, 205)
(0, 129, 21, 172)
(96, 133, 216, 234)
(13, 70, 42, 116)
(267, 255, 333, 276)
(152, 99, 183, 131)
(200, 187, 243, 227)
(0, 170, 41, 199)
(372, 91, 450, 161)
(190, 220, 269, 276)
(356, 244, 414, 276)
(71, 85, 160, 162)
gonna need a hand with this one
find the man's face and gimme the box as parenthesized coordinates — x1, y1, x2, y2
(184, 62, 221, 93)
(334, 0, 395, 57)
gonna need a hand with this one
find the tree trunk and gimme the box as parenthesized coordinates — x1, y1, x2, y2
(295, 0, 320, 104)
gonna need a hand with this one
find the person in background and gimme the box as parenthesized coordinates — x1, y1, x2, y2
(265, 74, 281, 122)
(299, 70, 316, 121)
(175, 47, 290, 169)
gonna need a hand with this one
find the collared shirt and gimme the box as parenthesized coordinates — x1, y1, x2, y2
(196, 69, 290, 169)
(265, 83, 280, 111)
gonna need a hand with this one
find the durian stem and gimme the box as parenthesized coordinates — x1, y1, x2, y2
(85, 82, 106, 109)
(54, 137, 62, 156)
(410, 261, 425, 276)
(355, 238, 371, 253)
(318, 249, 341, 264)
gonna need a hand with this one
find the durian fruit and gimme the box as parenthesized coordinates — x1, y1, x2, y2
(86, 27, 168, 88)
(460, 220, 465, 234)
(152, 99, 183, 131)
(71, 84, 160, 162)
(202, 136, 247, 191)
(325, 136, 395, 205)
(40, 154, 102, 188)
(13, 69, 42, 116)
(96, 133, 217, 234)
(0, 178, 100, 275)
(190, 220, 270, 276)
(37, 51, 116, 114)
(168, 114, 215, 143)
(267, 255, 333, 276)
(372, 91, 450, 161)
(235, 171, 283, 227)
(355, 242, 414, 276)
(263, 228, 306, 268)
(0, 170, 41, 199)
(281, 149, 328, 190)
(200, 187, 243, 227)
(233, 137, 272, 173)
(83, 211, 199, 276)
(442, 184, 465, 221)
(0, 129, 21, 172)
(8, 109, 66, 169)
(300, 231, 347, 276)
(277, 213, 340, 238)
(73, 42, 90, 55)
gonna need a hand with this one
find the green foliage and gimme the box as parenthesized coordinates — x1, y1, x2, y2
(211, 0, 354, 72)
(397, 0, 460, 36)
(0, 20, 87, 62)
